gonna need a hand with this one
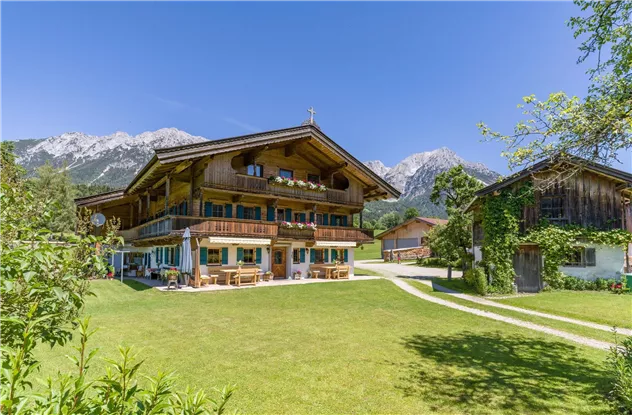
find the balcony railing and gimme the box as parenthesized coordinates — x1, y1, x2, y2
(121, 216, 373, 243)
(315, 226, 374, 242)
(204, 174, 362, 206)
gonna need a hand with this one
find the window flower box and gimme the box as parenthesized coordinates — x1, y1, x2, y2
(279, 221, 317, 231)
(268, 176, 327, 192)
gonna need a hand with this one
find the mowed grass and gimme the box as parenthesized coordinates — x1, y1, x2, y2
(405, 279, 619, 345)
(492, 291, 632, 329)
(35, 279, 611, 414)
(354, 230, 384, 260)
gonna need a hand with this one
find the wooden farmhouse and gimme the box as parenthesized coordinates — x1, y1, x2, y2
(75, 121, 400, 285)
(377, 217, 448, 260)
(468, 157, 632, 292)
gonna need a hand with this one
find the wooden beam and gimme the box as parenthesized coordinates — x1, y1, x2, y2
(171, 160, 193, 176)
(284, 138, 310, 157)
(244, 145, 269, 166)
(232, 194, 244, 203)
(323, 162, 348, 177)
(164, 175, 171, 213)
(189, 167, 195, 216)
(152, 175, 168, 190)
(192, 155, 213, 177)
(363, 185, 379, 195)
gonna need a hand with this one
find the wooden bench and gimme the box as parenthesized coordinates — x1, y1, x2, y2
(206, 266, 259, 285)
(234, 268, 260, 287)
(309, 264, 328, 279)
(333, 265, 350, 280)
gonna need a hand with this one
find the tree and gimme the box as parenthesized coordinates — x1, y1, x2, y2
(404, 207, 420, 220)
(29, 162, 77, 233)
(379, 212, 402, 229)
(430, 165, 483, 211)
(429, 166, 482, 278)
(0, 146, 234, 414)
(478, 1, 631, 171)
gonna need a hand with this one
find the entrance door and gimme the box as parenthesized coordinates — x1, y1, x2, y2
(513, 245, 543, 293)
(271, 248, 286, 279)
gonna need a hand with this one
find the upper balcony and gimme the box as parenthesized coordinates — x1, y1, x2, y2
(120, 215, 373, 244)
(204, 174, 361, 206)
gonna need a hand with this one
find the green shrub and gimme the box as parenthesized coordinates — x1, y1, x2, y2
(417, 257, 450, 267)
(464, 268, 488, 295)
(596, 278, 610, 291)
(604, 335, 632, 414)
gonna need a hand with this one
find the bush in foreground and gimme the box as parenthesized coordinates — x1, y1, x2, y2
(463, 268, 487, 295)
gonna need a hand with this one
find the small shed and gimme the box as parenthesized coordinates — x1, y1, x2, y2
(377, 217, 448, 258)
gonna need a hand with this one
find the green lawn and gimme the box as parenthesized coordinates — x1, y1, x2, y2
(493, 291, 632, 329)
(35, 279, 610, 414)
(405, 279, 619, 345)
(354, 230, 384, 260)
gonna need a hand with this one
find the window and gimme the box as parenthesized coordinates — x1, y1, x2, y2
(207, 249, 221, 265)
(279, 169, 293, 179)
(307, 174, 320, 183)
(315, 213, 323, 225)
(276, 209, 285, 222)
(314, 249, 325, 263)
(243, 248, 255, 264)
(331, 215, 342, 226)
(247, 164, 263, 177)
(294, 212, 302, 223)
(565, 247, 585, 267)
(293, 249, 300, 264)
(168, 247, 175, 265)
(212, 204, 224, 218)
(564, 247, 597, 267)
(243, 207, 255, 220)
(540, 195, 566, 222)
(335, 249, 345, 263)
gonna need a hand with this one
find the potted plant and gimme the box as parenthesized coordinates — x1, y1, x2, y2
(165, 270, 179, 281)
(264, 271, 273, 281)
(293, 270, 302, 280)
(237, 260, 244, 270)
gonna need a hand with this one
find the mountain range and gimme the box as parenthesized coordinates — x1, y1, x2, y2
(362, 148, 500, 220)
(13, 128, 207, 187)
(11, 128, 500, 218)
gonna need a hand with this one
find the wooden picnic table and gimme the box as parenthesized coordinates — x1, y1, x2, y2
(221, 269, 240, 286)
(322, 266, 337, 279)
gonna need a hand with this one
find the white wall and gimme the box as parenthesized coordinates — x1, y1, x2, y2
(559, 243, 625, 280)
(196, 242, 271, 275)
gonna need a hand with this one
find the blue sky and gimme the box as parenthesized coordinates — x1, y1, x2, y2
(3, 1, 624, 174)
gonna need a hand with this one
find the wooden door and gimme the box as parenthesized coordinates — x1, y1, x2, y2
(513, 245, 543, 293)
(271, 248, 286, 279)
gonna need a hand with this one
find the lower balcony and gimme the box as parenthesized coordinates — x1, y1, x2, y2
(121, 216, 373, 244)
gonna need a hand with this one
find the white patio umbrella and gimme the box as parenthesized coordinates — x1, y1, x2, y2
(180, 227, 193, 286)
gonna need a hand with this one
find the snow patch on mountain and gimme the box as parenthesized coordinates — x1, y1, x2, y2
(13, 128, 207, 187)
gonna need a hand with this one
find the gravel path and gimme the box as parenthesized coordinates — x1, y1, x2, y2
(356, 260, 616, 351)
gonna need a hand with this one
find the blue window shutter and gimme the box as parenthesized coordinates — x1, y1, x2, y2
(331, 249, 337, 261)
(175, 246, 180, 266)
(221, 247, 228, 264)
(225, 204, 232, 218)
(309, 212, 315, 223)
(323, 214, 329, 225)
(285, 208, 292, 222)
(204, 202, 212, 217)
(237, 247, 244, 262)
(183, 201, 188, 215)
(255, 248, 262, 264)
(310, 249, 315, 263)
(267, 206, 275, 221)
(342, 215, 348, 227)
(255, 207, 261, 220)
(300, 213, 306, 222)
(300, 248, 305, 263)
(200, 248, 207, 265)
(155, 247, 159, 262)
(325, 249, 329, 262)
(159, 247, 163, 263)
(236, 205, 244, 219)
(344, 249, 348, 262)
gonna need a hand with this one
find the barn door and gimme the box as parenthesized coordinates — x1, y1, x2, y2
(513, 245, 543, 293)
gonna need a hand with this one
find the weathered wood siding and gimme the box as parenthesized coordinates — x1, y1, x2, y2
(518, 170, 625, 231)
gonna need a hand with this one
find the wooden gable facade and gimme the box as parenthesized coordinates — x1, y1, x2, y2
(75, 124, 400, 247)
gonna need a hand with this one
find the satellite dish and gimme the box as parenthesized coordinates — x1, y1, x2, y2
(90, 213, 106, 227)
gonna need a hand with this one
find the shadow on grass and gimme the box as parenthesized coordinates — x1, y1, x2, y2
(122, 279, 153, 291)
(399, 332, 608, 414)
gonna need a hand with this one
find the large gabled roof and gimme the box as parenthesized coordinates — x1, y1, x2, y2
(125, 124, 400, 199)
(377, 216, 448, 240)
(474, 156, 632, 198)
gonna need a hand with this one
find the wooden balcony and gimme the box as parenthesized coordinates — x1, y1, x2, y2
(277, 227, 315, 240)
(315, 226, 374, 243)
(127, 216, 278, 241)
(121, 216, 372, 244)
(204, 174, 362, 206)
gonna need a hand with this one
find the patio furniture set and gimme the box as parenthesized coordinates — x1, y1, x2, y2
(198, 264, 351, 288)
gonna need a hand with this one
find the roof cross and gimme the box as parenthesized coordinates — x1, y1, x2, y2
(307, 106, 316, 124)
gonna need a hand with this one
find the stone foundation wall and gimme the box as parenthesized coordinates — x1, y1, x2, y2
(383, 246, 431, 262)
